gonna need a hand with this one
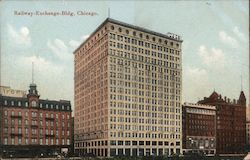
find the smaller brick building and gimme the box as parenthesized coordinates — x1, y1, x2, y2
(198, 91, 246, 154)
(0, 84, 72, 158)
(182, 103, 216, 155)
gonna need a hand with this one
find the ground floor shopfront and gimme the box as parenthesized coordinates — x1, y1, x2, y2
(0, 145, 71, 158)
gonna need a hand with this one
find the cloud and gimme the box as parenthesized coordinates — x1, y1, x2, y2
(183, 66, 212, 103)
(20, 55, 63, 73)
(12, 55, 72, 102)
(219, 31, 238, 48)
(186, 66, 207, 77)
(7, 24, 31, 46)
(47, 38, 72, 61)
(69, 40, 80, 49)
(233, 26, 247, 42)
(198, 45, 225, 68)
(69, 35, 89, 49)
(48, 35, 89, 60)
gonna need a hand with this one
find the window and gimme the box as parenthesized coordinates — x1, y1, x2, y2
(110, 140, 116, 145)
(4, 138, 8, 145)
(18, 137, 22, 144)
(4, 110, 7, 116)
(11, 138, 15, 145)
(62, 139, 65, 145)
(31, 101, 37, 107)
(139, 33, 143, 38)
(133, 31, 136, 36)
(40, 138, 43, 145)
(18, 119, 22, 125)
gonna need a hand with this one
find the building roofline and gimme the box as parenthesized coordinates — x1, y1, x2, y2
(73, 18, 183, 54)
(1, 95, 71, 105)
(183, 102, 216, 110)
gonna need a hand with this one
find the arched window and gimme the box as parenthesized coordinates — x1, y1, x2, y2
(31, 101, 37, 107)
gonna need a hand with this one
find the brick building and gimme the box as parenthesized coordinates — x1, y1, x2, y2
(0, 83, 72, 158)
(198, 91, 246, 154)
(74, 18, 183, 157)
(182, 102, 216, 155)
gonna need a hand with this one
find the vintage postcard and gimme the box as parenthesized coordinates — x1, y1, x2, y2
(0, 0, 249, 159)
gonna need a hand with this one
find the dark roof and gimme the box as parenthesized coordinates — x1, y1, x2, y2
(74, 18, 183, 54)
(209, 91, 219, 100)
(239, 91, 246, 100)
(0, 95, 71, 112)
(198, 91, 246, 106)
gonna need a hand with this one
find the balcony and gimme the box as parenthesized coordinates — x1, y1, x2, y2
(45, 117, 55, 121)
(11, 115, 22, 119)
(31, 124, 38, 128)
(10, 133, 23, 137)
(45, 134, 55, 137)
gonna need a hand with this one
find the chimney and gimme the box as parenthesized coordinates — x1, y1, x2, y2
(233, 99, 236, 104)
(227, 98, 230, 103)
(224, 96, 227, 101)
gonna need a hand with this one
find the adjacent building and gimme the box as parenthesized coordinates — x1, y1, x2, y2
(198, 91, 246, 154)
(247, 120, 250, 148)
(182, 102, 216, 155)
(74, 18, 183, 157)
(246, 106, 250, 149)
(0, 83, 72, 158)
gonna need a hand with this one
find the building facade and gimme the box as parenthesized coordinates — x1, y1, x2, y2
(74, 18, 183, 157)
(182, 103, 216, 155)
(198, 91, 246, 154)
(246, 120, 250, 150)
(0, 84, 72, 158)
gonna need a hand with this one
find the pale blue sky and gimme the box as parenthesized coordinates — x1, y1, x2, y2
(0, 0, 249, 109)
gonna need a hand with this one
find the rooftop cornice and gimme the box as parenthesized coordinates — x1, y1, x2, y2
(73, 18, 183, 54)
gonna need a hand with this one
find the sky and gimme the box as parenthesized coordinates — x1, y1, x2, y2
(0, 0, 249, 110)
